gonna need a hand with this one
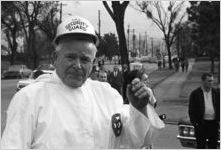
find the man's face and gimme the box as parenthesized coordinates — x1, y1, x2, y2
(98, 72, 107, 82)
(203, 76, 214, 90)
(54, 39, 96, 88)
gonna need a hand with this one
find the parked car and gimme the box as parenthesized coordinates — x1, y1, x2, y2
(16, 69, 53, 91)
(177, 116, 220, 148)
(130, 62, 143, 71)
(2, 65, 32, 79)
(37, 64, 55, 70)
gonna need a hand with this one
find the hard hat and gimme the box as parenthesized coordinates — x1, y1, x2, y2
(54, 16, 99, 46)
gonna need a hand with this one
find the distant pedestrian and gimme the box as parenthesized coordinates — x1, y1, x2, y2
(184, 58, 189, 72)
(188, 73, 220, 149)
(157, 60, 162, 70)
(90, 65, 99, 80)
(98, 71, 108, 82)
(180, 58, 185, 72)
(109, 65, 123, 94)
(162, 56, 166, 68)
(98, 60, 102, 68)
(172, 57, 179, 72)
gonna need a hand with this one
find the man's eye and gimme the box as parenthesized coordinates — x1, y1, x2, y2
(81, 57, 91, 63)
(66, 56, 76, 60)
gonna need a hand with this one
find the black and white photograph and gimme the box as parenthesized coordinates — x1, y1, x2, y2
(1, 1, 220, 149)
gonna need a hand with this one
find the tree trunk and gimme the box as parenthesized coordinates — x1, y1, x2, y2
(166, 41, 173, 69)
(32, 29, 39, 69)
(115, 21, 129, 69)
(10, 30, 17, 65)
(115, 16, 129, 101)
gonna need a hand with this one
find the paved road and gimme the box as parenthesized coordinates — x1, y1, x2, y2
(154, 124, 189, 149)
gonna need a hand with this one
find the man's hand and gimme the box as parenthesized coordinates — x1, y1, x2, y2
(127, 78, 151, 115)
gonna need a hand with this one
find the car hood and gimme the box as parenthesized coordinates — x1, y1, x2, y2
(178, 116, 192, 125)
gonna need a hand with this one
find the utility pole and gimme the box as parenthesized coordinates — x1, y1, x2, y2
(127, 25, 130, 51)
(60, 2, 62, 23)
(151, 37, 154, 57)
(139, 33, 141, 57)
(59, 2, 67, 23)
(98, 10, 101, 37)
(145, 32, 147, 55)
(132, 29, 135, 53)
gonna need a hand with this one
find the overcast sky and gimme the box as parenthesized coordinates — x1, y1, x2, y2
(62, 1, 189, 40)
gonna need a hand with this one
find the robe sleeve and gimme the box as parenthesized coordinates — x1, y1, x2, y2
(108, 104, 164, 149)
(1, 90, 36, 149)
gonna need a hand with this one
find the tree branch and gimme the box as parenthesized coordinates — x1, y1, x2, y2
(15, 3, 29, 42)
(170, 12, 186, 46)
(102, 1, 115, 21)
(121, 1, 130, 11)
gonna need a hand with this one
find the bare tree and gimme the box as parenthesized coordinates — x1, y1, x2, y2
(14, 1, 43, 69)
(1, 1, 21, 65)
(136, 1, 186, 69)
(102, 1, 130, 68)
(37, 2, 60, 42)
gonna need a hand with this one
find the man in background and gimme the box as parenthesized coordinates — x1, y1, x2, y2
(109, 65, 123, 94)
(188, 73, 220, 149)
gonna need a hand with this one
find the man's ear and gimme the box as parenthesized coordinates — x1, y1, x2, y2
(51, 51, 58, 67)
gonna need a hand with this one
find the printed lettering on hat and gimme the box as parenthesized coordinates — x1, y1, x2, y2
(65, 19, 89, 32)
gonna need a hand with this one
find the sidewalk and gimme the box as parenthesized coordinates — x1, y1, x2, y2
(153, 58, 195, 124)
(148, 68, 175, 88)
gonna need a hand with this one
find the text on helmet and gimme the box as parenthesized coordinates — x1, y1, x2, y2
(65, 19, 89, 32)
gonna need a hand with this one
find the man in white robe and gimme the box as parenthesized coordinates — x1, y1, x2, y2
(1, 16, 164, 149)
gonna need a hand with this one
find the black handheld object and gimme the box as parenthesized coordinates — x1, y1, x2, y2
(111, 113, 123, 137)
(125, 70, 149, 110)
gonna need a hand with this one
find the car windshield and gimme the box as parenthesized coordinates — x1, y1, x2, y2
(8, 65, 24, 71)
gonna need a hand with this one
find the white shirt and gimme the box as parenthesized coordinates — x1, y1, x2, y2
(202, 88, 215, 120)
(1, 71, 164, 149)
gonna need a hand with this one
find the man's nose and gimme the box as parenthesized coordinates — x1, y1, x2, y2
(72, 58, 82, 68)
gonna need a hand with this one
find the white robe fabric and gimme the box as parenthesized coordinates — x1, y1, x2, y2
(1, 71, 164, 149)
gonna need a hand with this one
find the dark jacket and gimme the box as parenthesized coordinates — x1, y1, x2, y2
(188, 87, 220, 126)
(109, 71, 123, 88)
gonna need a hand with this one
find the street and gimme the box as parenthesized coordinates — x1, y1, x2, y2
(1, 76, 186, 148)
(154, 124, 188, 149)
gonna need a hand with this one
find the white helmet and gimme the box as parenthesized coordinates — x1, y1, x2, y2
(54, 16, 99, 46)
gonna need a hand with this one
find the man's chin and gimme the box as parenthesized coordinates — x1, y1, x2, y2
(66, 78, 85, 88)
